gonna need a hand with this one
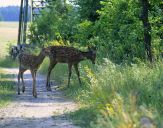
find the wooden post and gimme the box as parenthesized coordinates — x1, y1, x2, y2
(31, 0, 33, 22)
(17, 0, 24, 45)
(23, 0, 29, 44)
(17, 0, 50, 45)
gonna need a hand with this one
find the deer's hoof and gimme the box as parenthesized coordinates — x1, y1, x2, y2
(33, 91, 37, 98)
(46, 84, 52, 91)
(33, 94, 37, 98)
(18, 89, 20, 95)
(22, 87, 25, 93)
(47, 87, 52, 91)
(34, 95, 37, 98)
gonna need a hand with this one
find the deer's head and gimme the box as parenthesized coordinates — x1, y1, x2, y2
(41, 47, 51, 56)
(88, 46, 97, 64)
(10, 46, 19, 60)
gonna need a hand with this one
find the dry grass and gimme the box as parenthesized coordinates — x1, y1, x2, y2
(0, 22, 18, 57)
(0, 22, 18, 42)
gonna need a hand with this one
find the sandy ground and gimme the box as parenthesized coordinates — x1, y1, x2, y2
(0, 68, 79, 128)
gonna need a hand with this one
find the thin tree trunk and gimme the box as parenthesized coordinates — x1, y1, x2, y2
(140, 0, 153, 62)
(23, 0, 29, 44)
(17, 0, 24, 45)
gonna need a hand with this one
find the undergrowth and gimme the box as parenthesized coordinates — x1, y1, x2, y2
(40, 58, 163, 128)
(0, 69, 15, 108)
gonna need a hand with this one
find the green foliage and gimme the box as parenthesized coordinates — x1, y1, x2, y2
(28, 0, 79, 44)
(93, 0, 145, 63)
(75, 0, 102, 21)
(68, 107, 97, 128)
(64, 60, 163, 127)
(149, 1, 163, 58)
(29, 0, 162, 62)
(39, 54, 163, 127)
(0, 56, 18, 68)
(74, 20, 93, 45)
(30, 0, 163, 127)
(0, 41, 18, 68)
(0, 69, 15, 108)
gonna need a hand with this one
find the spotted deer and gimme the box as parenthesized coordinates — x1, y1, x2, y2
(45, 46, 97, 90)
(18, 48, 50, 98)
(10, 46, 19, 60)
(10, 44, 31, 60)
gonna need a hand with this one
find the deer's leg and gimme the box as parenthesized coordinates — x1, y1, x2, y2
(74, 64, 82, 86)
(31, 70, 37, 98)
(20, 69, 26, 93)
(46, 61, 56, 91)
(17, 70, 21, 95)
(68, 63, 72, 87)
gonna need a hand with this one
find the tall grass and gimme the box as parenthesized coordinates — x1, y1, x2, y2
(0, 22, 19, 68)
(0, 24, 17, 106)
(0, 69, 15, 108)
(38, 41, 163, 127)
(40, 58, 163, 128)
(68, 60, 163, 127)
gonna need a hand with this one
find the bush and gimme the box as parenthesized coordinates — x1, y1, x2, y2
(63, 59, 163, 127)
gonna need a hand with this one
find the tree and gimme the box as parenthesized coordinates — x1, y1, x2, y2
(140, 0, 153, 62)
(28, 0, 79, 44)
(92, 0, 145, 63)
(75, 0, 102, 22)
(28, 0, 162, 63)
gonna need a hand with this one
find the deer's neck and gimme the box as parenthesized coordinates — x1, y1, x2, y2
(35, 52, 45, 66)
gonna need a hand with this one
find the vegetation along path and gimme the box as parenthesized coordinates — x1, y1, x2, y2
(0, 68, 79, 128)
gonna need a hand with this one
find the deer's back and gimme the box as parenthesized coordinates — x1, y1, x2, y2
(48, 46, 84, 63)
(18, 53, 38, 69)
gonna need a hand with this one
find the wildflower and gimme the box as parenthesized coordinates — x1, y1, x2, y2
(84, 66, 97, 85)
(106, 103, 114, 116)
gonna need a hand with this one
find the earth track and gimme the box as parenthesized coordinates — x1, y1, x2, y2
(0, 68, 79, 128)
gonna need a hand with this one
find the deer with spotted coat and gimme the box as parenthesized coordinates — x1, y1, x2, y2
(17, 48, 50, 98)
(45, 46, 97, 91)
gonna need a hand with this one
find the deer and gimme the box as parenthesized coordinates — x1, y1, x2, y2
(45, 46, 97, 91)
(17, 48, 50, 98)
(10, 44, 31, 60)
(10, 46, 19, 60)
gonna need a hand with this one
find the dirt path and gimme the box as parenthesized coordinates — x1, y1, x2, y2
(0, 68, 79, 128)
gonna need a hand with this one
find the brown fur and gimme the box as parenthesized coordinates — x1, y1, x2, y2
(17, 48, 50, 98)
(45, 46, 96, 90)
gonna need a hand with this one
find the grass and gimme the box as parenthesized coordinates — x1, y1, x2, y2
(0, 22, 18, 60)
(0, 69, 15, 108)
(68, 107, 97, 128)
(0, 56, 18, 68)
(39, 57, 74, 85)
(0, 22, 18, 42)
(0, 22, 18, 67)
(39, 58, 163, 128)
(0, 22, 18, 107)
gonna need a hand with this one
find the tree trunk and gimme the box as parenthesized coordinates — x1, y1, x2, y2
(140, 0, 153, 62)
(17, 0, 24, 45)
